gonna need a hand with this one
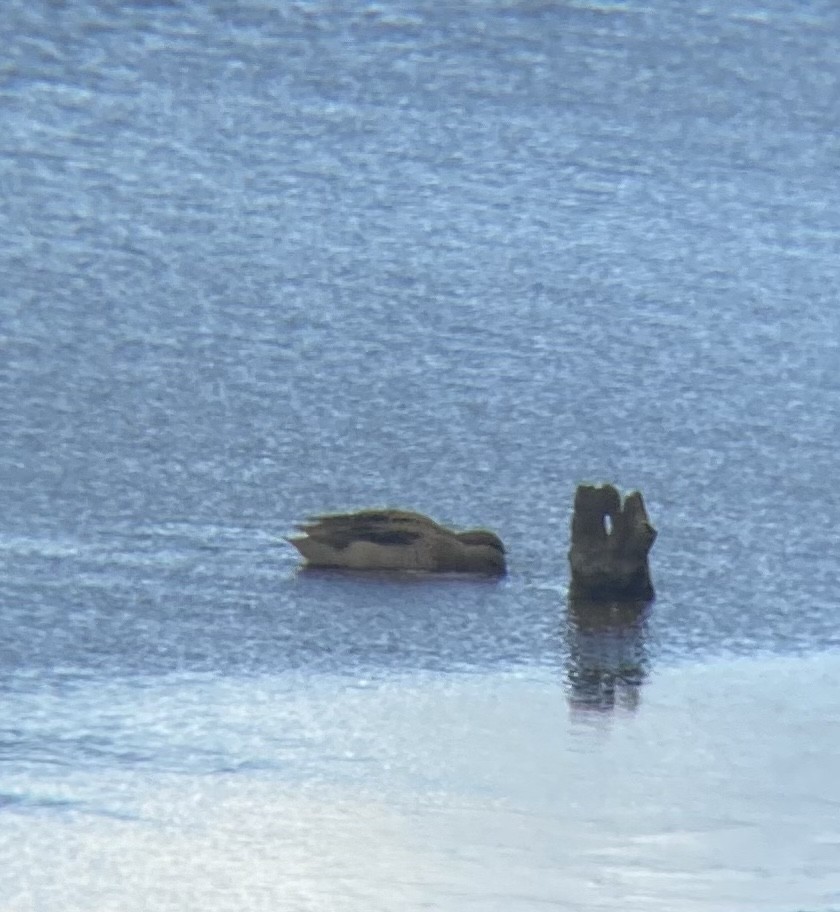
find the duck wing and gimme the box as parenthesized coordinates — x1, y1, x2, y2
(296, 509, 443, 551)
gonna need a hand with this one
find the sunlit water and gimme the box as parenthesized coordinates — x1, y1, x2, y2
(2, 0, 840, 909)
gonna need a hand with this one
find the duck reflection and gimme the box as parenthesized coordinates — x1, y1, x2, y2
(565, 598, 651, 712)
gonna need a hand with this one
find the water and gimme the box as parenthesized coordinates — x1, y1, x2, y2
(2, 0, 840, 908)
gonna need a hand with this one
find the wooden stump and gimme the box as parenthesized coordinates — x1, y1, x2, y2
(568, 484, 656, 601)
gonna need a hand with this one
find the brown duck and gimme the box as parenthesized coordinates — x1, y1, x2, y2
(288, 509, 506, 576)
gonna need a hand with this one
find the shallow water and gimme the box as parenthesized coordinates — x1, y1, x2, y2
(2, 0, 840, 908)
(4, 656, 840, 911)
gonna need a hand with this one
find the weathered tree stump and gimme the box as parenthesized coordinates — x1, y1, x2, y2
(568, 484, 656, 601)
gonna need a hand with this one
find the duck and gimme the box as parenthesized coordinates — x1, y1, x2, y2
(288, 508, 506, 576)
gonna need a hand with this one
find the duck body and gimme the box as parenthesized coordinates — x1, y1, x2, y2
(288, 509, 506, 576)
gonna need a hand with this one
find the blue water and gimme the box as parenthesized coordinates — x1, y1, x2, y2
(2, 1, 840, 909)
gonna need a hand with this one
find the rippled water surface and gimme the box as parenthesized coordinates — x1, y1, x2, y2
(2, 0, 840, 909)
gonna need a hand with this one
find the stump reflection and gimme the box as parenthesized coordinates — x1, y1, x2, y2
(565, 597, 651, 712)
